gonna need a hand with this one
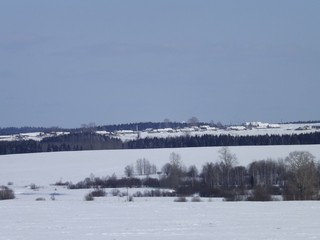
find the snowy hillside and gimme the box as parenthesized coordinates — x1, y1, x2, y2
(1, 145, 320, 186)
(113, 122, 320, 142)
(1, 145, 320, 240)
(1, 122, 319, 142)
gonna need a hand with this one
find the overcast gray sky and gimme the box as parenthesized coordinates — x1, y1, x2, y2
(0, 0, 319, 128)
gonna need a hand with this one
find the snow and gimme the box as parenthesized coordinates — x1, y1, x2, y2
(1, 146, 320, 239)
(1, 191, 320, 240)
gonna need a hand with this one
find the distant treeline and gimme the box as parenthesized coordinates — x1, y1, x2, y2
(2, 120, 319, 135)
(126, 132, 320, 149)
(0, 122, 192, 135)
(0, 131, 320, 155)
(0, 133, 123, 155)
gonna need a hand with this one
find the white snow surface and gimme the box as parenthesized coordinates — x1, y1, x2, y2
(1, 190, 320, 240)
(1, 146, 320, 239)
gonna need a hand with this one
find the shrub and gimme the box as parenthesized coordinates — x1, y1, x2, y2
(224, 190, 244, 201)
(174, 196, 187, 202)
(50, 194, 56, 200)
(84, 193, 94, 201)
(133, 191, 143, 197)
(29, 183, 39, 190)
(247, 185, 272, 201)
(111, 189, 120, 196)
(0, 186, 15, 200)
(128, 195, 134, 202)
(35, 197, 46, 201)
(91, 188, 106, 197)
(54, 180, 70, 186)
(191, 196, 201, 202)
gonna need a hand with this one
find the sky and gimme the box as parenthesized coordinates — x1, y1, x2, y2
(0, 0, 319, 128)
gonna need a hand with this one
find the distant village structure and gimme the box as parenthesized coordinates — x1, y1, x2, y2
(0, 121, 319, 142)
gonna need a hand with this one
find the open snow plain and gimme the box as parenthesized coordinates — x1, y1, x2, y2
(1, 191, 320, 240)
(1, 145, 320, 239)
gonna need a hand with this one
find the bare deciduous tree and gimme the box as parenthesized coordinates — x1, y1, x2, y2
(187, 165, 198, 188)
(124, 164, 134, 178)
(136, 158, 152, 176)
(218, 147, 238, 188)
(285, 151, 318, 200)
(187, 116, 199, 127)
(218, 147, 238, 168)
(162, 153, 185, 189)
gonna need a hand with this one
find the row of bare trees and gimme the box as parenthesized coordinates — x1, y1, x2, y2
(153, 148, 320, 200)
(124, 158, 158, 178)
(70, 148, 320, 201)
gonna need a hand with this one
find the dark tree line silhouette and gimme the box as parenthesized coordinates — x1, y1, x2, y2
(1, 132, 320, 155)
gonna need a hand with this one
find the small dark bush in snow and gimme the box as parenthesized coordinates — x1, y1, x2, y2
(191, 196, 201, 202)
(111, 189, 120, 196)
(35, 197, 46, 201)
(29, 183, 39, 190)
(0, 186, 15, 200)
(133, 191, 143, 197)
(84, 193, 94, 201)
(174, 196, 187, 202)
(91, 188, 106, 197)
(247, 185, 272, 201)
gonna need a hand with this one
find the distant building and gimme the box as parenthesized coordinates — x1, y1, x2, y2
(245, 121, 275, 129)
(199, 125, 217, 131)
(227, 126, 246, 131)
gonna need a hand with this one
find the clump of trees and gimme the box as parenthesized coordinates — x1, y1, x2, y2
(124, 158, 157, 178)
(67, 148, 320, 201)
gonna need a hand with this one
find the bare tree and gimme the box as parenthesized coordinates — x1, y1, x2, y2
(218, 147, 238, 188)
(202, 162, 216, 190)
(169, 152, 181, 165)
(218, 147, 238, 168)
(187, 165, 199, 188)
(136, 158, 152, 176)
(187, 116, 199, 127)
(284, 151, 318, 200)
(162, 153, 185, 189)
(124, 164, 134, 178)
(150, 164, 157, 175)
(248, 159, 285, 187)
(163, 118, 171, 128)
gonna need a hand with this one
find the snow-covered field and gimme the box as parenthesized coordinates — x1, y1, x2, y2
(1, 189, 320, 240)
(1, 145, 320, 239)
(1, 145, 320, 186)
